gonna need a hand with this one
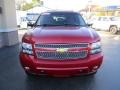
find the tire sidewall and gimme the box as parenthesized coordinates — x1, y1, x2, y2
(110, 26, 118, 34)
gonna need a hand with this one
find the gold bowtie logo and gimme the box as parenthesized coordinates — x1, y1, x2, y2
(56, 48, 68, 53)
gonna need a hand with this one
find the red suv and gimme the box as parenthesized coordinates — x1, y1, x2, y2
(19, 11, 103, 77)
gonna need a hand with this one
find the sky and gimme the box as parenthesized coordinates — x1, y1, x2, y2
(43, 0, 90, 10)
(27, 0, 120, 11)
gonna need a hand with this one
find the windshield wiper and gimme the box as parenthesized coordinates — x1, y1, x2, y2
(63, 23, 80, 26)
(37, 24, 60, 26)
(37, 24, 51, 26)
(36, 24, 84, 27)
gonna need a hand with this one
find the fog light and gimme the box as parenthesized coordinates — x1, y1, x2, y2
(93, 66, 98, 69)
(24, 67, 30, 70)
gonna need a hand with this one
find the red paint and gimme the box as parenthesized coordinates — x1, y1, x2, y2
(19, 11, 103, 77)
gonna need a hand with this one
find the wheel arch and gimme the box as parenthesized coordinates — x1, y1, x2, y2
(109, 25, 117, 31)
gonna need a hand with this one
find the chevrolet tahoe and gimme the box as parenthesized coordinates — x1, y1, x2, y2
(19, 11, 103, 77)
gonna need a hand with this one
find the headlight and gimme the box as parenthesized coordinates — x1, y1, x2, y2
(22, 42, 33, 54)
(90, 41, 102, 54)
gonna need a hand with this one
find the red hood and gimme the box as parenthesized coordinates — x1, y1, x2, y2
(24, 26, 100, 43)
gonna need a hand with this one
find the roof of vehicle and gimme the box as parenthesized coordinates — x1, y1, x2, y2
(41, 10, 80, 14)
(92, 16, 116, 18)
(89, 16, 117, 20)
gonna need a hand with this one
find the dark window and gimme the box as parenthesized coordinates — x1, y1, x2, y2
(36, 12, 86, 26)
(27, 13, 40, 21)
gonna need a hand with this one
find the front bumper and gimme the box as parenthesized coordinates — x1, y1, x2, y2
(19, 52, 103, 76)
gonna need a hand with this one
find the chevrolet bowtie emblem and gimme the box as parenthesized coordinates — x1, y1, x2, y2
(56, 48, 68, 53)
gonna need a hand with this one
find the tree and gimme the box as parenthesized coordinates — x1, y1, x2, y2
(16, 0, 41, 11)
(21, 3, 34, 11)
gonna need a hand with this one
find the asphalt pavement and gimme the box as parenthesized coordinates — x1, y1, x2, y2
(0, 30, 120, 90)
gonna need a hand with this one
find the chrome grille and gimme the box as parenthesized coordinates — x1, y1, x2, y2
(35, 43, 88, 48)
(36, 50, 88, 60)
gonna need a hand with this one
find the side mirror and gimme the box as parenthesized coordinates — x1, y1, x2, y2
(87, 23, 93, 27)
(27, 22, 35, 27)
(86, 20, 93, 27)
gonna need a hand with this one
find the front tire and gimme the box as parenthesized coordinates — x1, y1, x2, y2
(109, 26, 118, 34)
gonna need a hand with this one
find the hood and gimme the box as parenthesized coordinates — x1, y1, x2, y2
(24, 26, 100, 44)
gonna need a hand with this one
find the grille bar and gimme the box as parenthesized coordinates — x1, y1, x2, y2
(35, 43, 88, 48)
(36, 50, 88, 60)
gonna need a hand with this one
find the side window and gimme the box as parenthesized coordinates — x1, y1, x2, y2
(102, 17, 109, 21)
(98, 17, 102, 21)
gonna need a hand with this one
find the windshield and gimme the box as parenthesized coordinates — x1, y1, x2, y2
(36, 12, 86, 26)
(110, 17, 120, 21)
(27, 14, 40, 21)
